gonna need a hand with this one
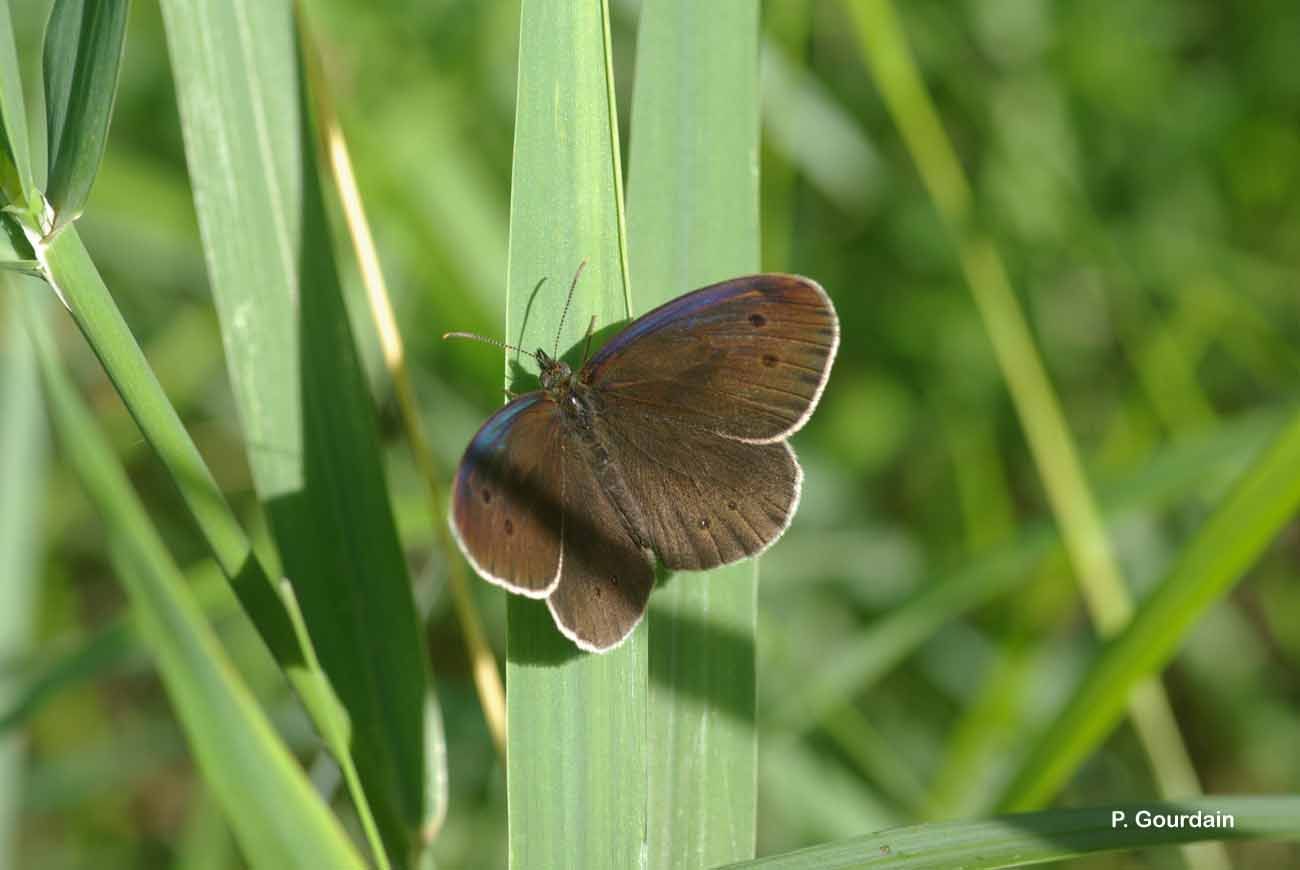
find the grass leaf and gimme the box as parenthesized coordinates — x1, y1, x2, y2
(32, 225, 308, 665)
(28, 226, 371, 818)
(0, 285, 46, 863)
(25, 294, 367, 870)
(625, 1, 760, 864)
(716, 797, 1300, 869)
(771, 406, 1286, 733)
(158, 1, 429, 862)
(41, 0, 129, 225)
(503, 1, 646, 867)
(0, 1, 34, 212)
(998, 408, 1300, 810)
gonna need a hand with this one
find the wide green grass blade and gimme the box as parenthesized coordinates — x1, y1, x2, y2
(717, 797, 1300, 869)
(0, 0, 35, 212)
(0, 286, 46, 866)
(503, 2, 645, 867)
(25, 295, 367, 870)
(625, 1, 760, 865)
(41, 0, 129, 226)
(998, 408, 1300, 811)
(158, 1, 428, 862)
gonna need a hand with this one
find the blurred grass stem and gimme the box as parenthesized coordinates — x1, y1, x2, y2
(300, 13, 507, 763)
(845, 2, 1219, 855)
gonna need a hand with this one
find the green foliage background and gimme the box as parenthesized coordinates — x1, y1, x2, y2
(2, 0, 1299, 868)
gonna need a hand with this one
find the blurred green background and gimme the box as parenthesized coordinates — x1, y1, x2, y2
(3, 0, 1299, 867)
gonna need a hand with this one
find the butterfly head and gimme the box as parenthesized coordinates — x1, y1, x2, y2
(536, 349, 574, 394)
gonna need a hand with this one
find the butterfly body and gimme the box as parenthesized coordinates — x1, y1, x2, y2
(450, 274, 838, 652)
(532, 348, 654, 554)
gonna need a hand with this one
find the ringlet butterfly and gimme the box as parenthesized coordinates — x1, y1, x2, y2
(447, 266, 838, 652)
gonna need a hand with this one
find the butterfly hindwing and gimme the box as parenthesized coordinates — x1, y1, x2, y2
(593, 410, 801, 571)
(546, 433, 655, 652)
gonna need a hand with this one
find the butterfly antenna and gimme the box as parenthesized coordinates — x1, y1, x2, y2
(554, 258, 588, 358)
(442, 331, 538, 360)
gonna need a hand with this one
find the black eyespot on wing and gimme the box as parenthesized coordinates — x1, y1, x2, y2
(749, 313, 767, 327)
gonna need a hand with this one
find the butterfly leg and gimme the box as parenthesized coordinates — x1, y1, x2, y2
(581, 315, 598, 365)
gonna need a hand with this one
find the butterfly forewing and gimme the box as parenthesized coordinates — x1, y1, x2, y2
(583, 275, 838, 444)
(546, 433, 656, 651)
(450, 393, 564, 597)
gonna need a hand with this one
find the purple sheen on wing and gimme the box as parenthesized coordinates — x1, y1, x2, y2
(461, 392, 547, 469)
(585, 280, 752, 371)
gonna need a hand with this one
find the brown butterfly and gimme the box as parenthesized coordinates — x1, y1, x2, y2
(448, 272, 838, 651)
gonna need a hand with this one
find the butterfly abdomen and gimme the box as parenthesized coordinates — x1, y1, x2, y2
(558, 382, 654, 553)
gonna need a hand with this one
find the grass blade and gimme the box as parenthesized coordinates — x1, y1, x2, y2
(503, 2, 646, 867)
(24, 2, 331, 739)
(26, 295, 367, 870)
(0, 606, 136, 735)
(159, 1, 429, 861)
(173, 789, 238, 870)
(717, 797, 1300, 869)
(626, 1, 760, 864)
(41, 0, 129, 226)
(998, 408, 1300, 810)
(0, 286, 46, 865)
(300, 17, 504, 763)
(27, 224, 380, 862)
(771, 407, 1286, 732)
(0, 0, 35, 212)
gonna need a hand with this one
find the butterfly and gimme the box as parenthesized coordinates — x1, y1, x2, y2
(447, 269, 838, 652)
